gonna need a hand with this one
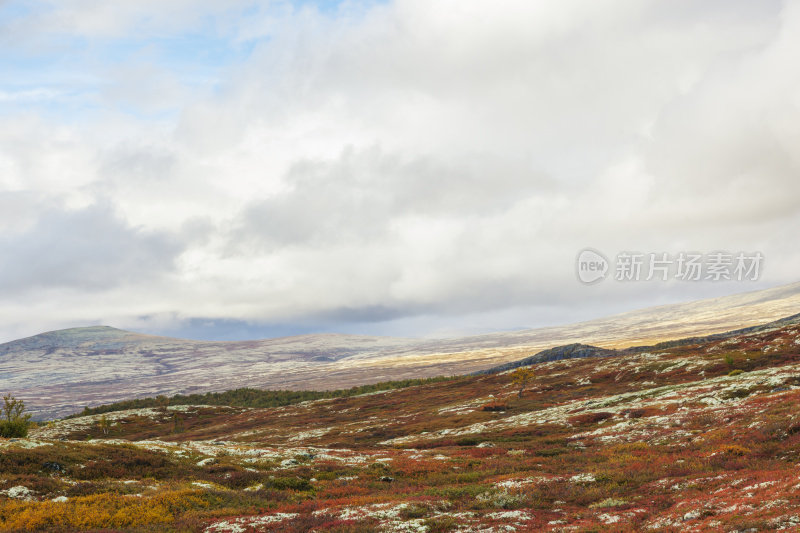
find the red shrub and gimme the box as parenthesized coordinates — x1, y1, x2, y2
(481, 402, 508, 412)
(568, 412, 614, 425)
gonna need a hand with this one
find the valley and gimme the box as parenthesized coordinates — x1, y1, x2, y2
(3, 313, 800, 531)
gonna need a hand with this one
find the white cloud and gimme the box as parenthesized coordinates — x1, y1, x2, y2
(0, 88, 61, 102)
(2, 0, 255, 41)
(0, 0, 797, 340)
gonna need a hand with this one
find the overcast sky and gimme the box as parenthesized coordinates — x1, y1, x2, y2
(1, 0, 799, 342)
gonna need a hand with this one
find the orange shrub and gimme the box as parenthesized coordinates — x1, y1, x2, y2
(0, 489, 208, 530)
(716, 444, 751, 456)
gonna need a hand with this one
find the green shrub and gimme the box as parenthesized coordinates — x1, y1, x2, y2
(68, 376, 460, 418)
(0, 394, 31, 437)
(265, 476, 313, 491)
(723, 388, 752, 400)
(423, 516, 459, 532)
(399, 504, 429, 519)
(0, 420, 29, 438)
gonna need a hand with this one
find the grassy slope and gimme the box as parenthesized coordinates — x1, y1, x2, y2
(3, 323, 800, 531)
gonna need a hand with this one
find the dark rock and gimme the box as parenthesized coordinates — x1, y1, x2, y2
(43, 461, 67, 474)
(475, 343, 617, 375)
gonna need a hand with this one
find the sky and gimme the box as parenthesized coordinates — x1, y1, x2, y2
(1, 0, 799, 342)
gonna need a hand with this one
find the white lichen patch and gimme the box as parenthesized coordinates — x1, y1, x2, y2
(31, 405, 244, 440)
(205, 513, 299, 533)
(286, 427, 333, 441)
(570, 473, 596, 484)
(0, 439, 53, 449)
(1, 485, 36, 501)
(437, 397, 495, 415)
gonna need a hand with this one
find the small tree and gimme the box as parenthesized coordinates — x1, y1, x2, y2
(1, 394, 32, 438)
(98, 415, 110, 436)
(510, 367, 536, 398)
(172, 413, 184, 434)
(156, 395, 170, 413)
(724, 353, 735, 368)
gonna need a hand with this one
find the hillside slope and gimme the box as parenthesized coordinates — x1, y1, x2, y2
(3, 282, 800, 419)
(3, 315, 800, 531)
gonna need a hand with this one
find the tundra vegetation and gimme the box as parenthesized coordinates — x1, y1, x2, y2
(0, 394, 31, 438)
(510, 367, 536, 398)
(3, 323, 800, 531)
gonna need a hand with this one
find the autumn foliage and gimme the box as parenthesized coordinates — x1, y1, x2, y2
(3, 320, 800, 531)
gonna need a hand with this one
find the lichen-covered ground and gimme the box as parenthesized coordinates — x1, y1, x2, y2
(4, 322, 800, 531)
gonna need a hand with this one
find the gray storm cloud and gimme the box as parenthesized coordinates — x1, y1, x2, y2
(0, 202, 183, 292)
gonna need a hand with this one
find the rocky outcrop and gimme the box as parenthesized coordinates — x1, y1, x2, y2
(475, 343, 617, 375)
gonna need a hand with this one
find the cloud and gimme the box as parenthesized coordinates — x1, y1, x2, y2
(0, 0, 798, 340)
(0, 202, 183, 293)
(0, 0, 255, 41)
(639, 3, 800, 226)
(232, 146, 553, 249)
(0, 88, 61, 103)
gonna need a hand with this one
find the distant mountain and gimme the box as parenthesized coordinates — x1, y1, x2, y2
(3, 282, 800, 419)
(0, 327, 419, 419)
(0, 325, 146, 353)
(477, 311, 800, 375)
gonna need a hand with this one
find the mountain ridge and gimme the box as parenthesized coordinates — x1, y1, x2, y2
(477, 311, 800, 375)
(10, 281, 800, 348)
(3, 281, 800, 419)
